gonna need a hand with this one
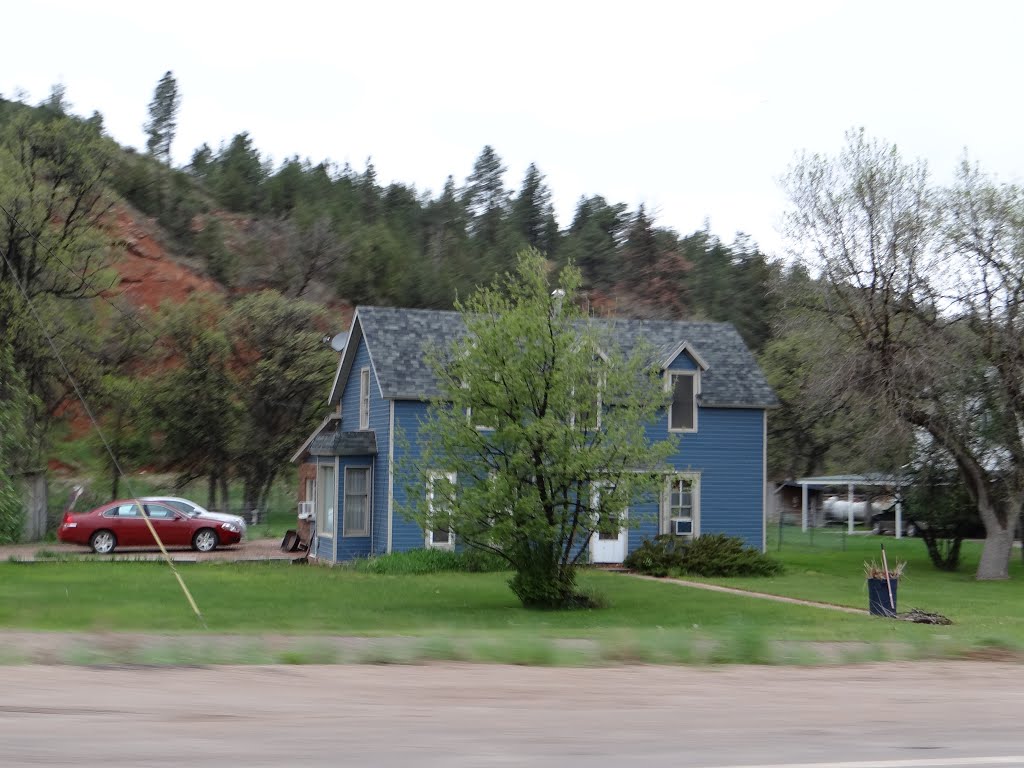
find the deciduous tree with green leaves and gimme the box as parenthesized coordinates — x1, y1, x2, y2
(406, 250, 677, 608)
(228, 291, 336, 513)
(0, 338, 37, 543)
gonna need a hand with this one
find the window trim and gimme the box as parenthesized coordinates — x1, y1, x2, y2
(666, 371, 698, 433)
(316, 462, 337, 540)
(662, 472, 700, 539)
(425, 471, 456, 549)
(359, 367, 371, 430)
(342, 466, 372, 537)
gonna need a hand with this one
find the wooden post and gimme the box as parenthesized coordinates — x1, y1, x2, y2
(801, 483, 809, 532)
(847, 483, 855, 535)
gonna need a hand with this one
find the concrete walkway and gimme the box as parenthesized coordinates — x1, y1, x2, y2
(630, 573, 869, 614)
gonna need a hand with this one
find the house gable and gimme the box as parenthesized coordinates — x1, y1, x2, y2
(661, 341, 709, 372)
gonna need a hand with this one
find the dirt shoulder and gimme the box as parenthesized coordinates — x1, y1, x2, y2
(0, 537, 294, 563)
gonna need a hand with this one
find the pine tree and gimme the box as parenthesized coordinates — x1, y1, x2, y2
(462, 145, 509, 244)
(511, 163, 557, 254)
(144, 71, 180, 166)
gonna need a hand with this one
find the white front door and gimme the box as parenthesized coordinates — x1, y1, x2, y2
(591, 508, 627, 564)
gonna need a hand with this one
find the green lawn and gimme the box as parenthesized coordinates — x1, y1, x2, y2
(1, 528, 1022, 665)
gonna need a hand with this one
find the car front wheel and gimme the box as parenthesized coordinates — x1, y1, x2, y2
(90, 530, 117, 554)
(192, 528, 218, 553)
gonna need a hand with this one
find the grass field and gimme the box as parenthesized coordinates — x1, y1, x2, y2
(1, 526, 1021, 665)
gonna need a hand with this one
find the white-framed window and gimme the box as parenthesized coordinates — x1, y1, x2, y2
(571, 368, 604, 431)
(667, 372, 697, 432)
(316, 463, 336, 537)
(359, 368, 370, 430)
(343, 467, 371, 537)
(662, 473, 699, 539)
(463, 374, 497, 431)
(426, 471, 456, 548)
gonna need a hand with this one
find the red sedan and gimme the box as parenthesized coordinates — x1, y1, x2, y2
(57, 499, 243, 554)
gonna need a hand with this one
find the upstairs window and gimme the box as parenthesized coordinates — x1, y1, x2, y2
(668, 372, 697, 432)
(359, 367, 370, 430)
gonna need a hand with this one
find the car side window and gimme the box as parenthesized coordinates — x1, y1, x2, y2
(143, 504, 175, 519)
(105, 504, 140, 518)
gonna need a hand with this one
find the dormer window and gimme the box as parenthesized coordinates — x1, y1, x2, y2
(359, 368, 370, 430)
(668, 372, 697, 432)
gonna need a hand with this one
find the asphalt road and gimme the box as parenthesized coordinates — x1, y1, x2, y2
(1, 662, 1022, 767)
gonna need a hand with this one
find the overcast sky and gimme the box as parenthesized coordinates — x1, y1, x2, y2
(6, 0, 1023, 257)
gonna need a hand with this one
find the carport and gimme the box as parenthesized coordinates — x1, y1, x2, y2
(794, 473, 907, 537)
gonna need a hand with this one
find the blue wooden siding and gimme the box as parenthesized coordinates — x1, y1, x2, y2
(666, 349, 699, 371)
(336, 335, 390, 557)
(640, 406, 764, 550)
(390, 400, 429, 552)
(387, 401, 763, 558)
(328, 334, 764, 560)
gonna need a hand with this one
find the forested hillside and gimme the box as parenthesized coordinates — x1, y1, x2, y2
(0, 80, 845, 528)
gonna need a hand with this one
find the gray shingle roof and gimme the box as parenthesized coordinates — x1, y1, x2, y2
(357, 306, 777, 408)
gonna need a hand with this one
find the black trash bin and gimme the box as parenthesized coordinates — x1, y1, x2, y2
(867, 577, 898, 617)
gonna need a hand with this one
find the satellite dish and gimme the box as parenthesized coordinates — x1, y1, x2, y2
(329, 333, 346, 352)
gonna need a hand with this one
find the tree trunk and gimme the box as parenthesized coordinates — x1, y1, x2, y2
(977, 525, 1014, 579)
(976, 497, 1020, 580)
(206, 473, 217, 511)
(219, 474, 230, 513)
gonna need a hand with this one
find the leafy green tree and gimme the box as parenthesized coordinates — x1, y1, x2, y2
(194, 216, 235, 285)
(406, 250, 677, 608)
(144, 71, 179, 166)
(0, 114, 116, 303)
(0, 113, 118, 440)
(152, 296, 237, 509)
(84, 303, 158, 499)
(0, 338, 36, 542)
(228, 291, 336, 512)
(904, 446, 980, 572)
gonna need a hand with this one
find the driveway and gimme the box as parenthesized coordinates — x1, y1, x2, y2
(0, 537, 296, 563)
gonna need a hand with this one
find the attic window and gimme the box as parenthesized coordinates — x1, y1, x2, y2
(668, 372, 697, 432)
(359, 368, 370, 430)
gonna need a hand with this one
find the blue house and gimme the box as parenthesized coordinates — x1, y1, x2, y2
(292, 306, 778, 564)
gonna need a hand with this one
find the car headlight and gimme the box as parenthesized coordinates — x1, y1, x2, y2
(221, 523, 240, 533)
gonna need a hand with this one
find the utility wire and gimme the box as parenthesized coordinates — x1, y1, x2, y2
(0, 238, 207, 629)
